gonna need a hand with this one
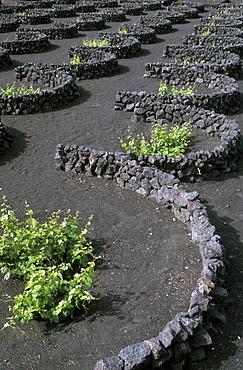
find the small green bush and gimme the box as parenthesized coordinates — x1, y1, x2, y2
(0, 83, 40, 96)
(158, 82, 194, 95)
(70, 55, 82, 65)
(0, 198, 97, 325)
(82, 38, 110, 47)
(120, 122, 191, 157)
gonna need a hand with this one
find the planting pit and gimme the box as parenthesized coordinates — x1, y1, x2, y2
(0, 63, 80, 114)
(118, 24, 157, 44)
(158, 44, 242, 78)
(116, 64, 240, 114)
(139, 15, 172, 34)
(75, 14, 106, 31)
(70, 33, 141, 59)
(182, 34, 243, 58)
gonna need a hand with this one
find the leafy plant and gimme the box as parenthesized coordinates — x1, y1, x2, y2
(0, 198, 97, 325)
(158, 82, 194, 96)
(119, 122, 191, 157)
(82, 38, 110, 47)
(171, 85, 194, 95)
(0, 83, 40, 96)
(199, 28, 215, 36)
(70, 55, 82, 65)
(119, 28, 129, 34)
(158, 82, 168, 94)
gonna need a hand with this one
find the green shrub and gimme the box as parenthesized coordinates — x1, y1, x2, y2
(120, 122, 191, 157)
(0, 83, 40, 96)
(82, 38, 110, 47)
(70, 55, 82, 65)
(0, 198, 97, 325)
(158, 82, 194, 95)
(158, 82, 168, 94)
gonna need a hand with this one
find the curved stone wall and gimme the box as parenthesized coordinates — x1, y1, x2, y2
(193, 24, 243, 38)
(56, 104, 241, 182)
(75, 14, 106, 31)
(19, 22, 79, 40)
(96, 8, 127, 22)
(70, 33, 141, 59)
(0, 63, 80, 115)
(167, 5, 199, 19)
(156, 44, 242, 78)
(49, 50, 119, 80)
(0, 15, 20, 33)
(120, 3, 144, 16)
(115, 65, 240, 114)
(200, 17, 243, 29)
(15, 10, 51, 25)
(156, 9, 186, 24)
(182, 34, 243, 58)
(139, 15, 172, 34)
(118, 24, 157, 44)
(0, 30, 51, 55)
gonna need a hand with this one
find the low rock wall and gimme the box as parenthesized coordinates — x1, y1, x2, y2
(156, 9, 186, 24)
(50, 50, 119, 80)
(93, 0, 118, 8)
(96, 8, 127, 22)
(16, 10, 51, 25)
(182, 34, 243, 58)
(70, 34, 141, 59)
(120, 3, 144, 16)
(193, 25, 243, 38)
(55, 104, 241, 182)
(118, 24, 157, 44)
(0, 16, 20, 33)
(0, 47, 12, 70)
(175, 1, 205, 13)
(0, 63, 80, 115)
(75, 14, 106, 31)
(0, 30, 51, 55)
(158, 44, 242, 78)
(55, 117, 232, 367)
(19, 22, 79, 40)
(167, 5, 199, 19)
(139, 15, 172, 34)
(200, 17, 243, 29)
(116, 65, 240, 114)
(51, 5, 77, 18)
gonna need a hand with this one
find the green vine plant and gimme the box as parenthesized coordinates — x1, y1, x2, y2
(198, 28, 215, 36)
(119, 122, 191, 157)
(0, 83, 40, 96)
(82, 38, 110, 47)
(158, 82, 194, 95)
(70, 55, 82, 65)
(0, 197, 98, 327)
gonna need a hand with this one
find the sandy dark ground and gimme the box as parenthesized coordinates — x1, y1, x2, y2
(0, 1, 242, 369)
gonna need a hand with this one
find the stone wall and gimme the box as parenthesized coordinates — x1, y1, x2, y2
(118, 24, 157, 44)
(55, 104, 241, 182)
(193, 25, 243, 38)
(182, 34, 243, 58)
(0, 30, 51, 55)
(70, 34, 141, 59)
(0, 63, 80, 115)
(139, 15, 172, 34)
(0, 16, 20, 33)
(115, 65, 240, 114)
(55, 133, 231, 368)
(151, 44, 242, 78)
(48, 50, 119, 80)
(75, 14, 106, 31)
(19, 22, 79, 40)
